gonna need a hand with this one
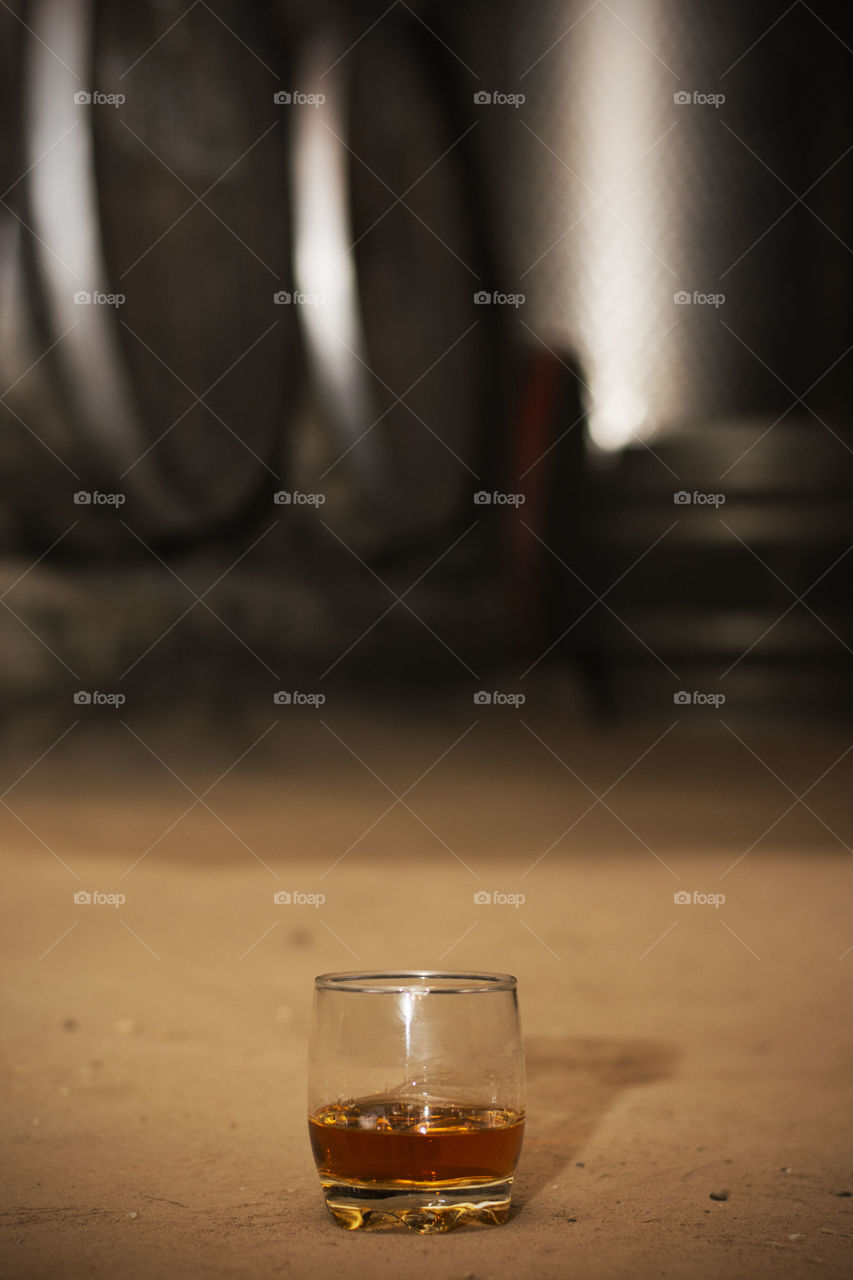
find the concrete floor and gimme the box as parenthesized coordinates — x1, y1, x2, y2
(2, 701, 852, 1278)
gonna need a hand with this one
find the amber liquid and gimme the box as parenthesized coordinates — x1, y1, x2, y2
(309, 1100, 525, 1187)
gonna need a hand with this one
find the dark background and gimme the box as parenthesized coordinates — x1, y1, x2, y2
(1, 0, 851, 723)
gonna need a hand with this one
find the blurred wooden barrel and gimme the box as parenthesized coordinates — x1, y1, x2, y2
(572, 418, 853, 720)
(1, 0, 510, 558)
(0, 0, 293, 548)
(344, 6, 506, 543)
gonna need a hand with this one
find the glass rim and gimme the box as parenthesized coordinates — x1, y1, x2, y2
(314, 970, 517, 994)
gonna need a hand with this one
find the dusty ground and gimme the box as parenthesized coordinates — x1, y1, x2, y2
(2, 699, 853, 1279)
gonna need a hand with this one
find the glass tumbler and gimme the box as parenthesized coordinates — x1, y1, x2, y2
(308, 971, 525, 1233)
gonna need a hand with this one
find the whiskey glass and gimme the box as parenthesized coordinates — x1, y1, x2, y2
(308, 971, 525, 1233)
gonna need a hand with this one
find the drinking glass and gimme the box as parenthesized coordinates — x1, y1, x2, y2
(307, 970, 525, 1233)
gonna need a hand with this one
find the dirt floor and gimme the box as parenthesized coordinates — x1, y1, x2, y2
(2, 698, 853, 1279)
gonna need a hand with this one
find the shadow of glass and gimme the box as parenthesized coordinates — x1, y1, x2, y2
(512, 1036, 678, 1208)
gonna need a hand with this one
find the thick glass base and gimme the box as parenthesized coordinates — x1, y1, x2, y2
(319, 1177, 514, 1233)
